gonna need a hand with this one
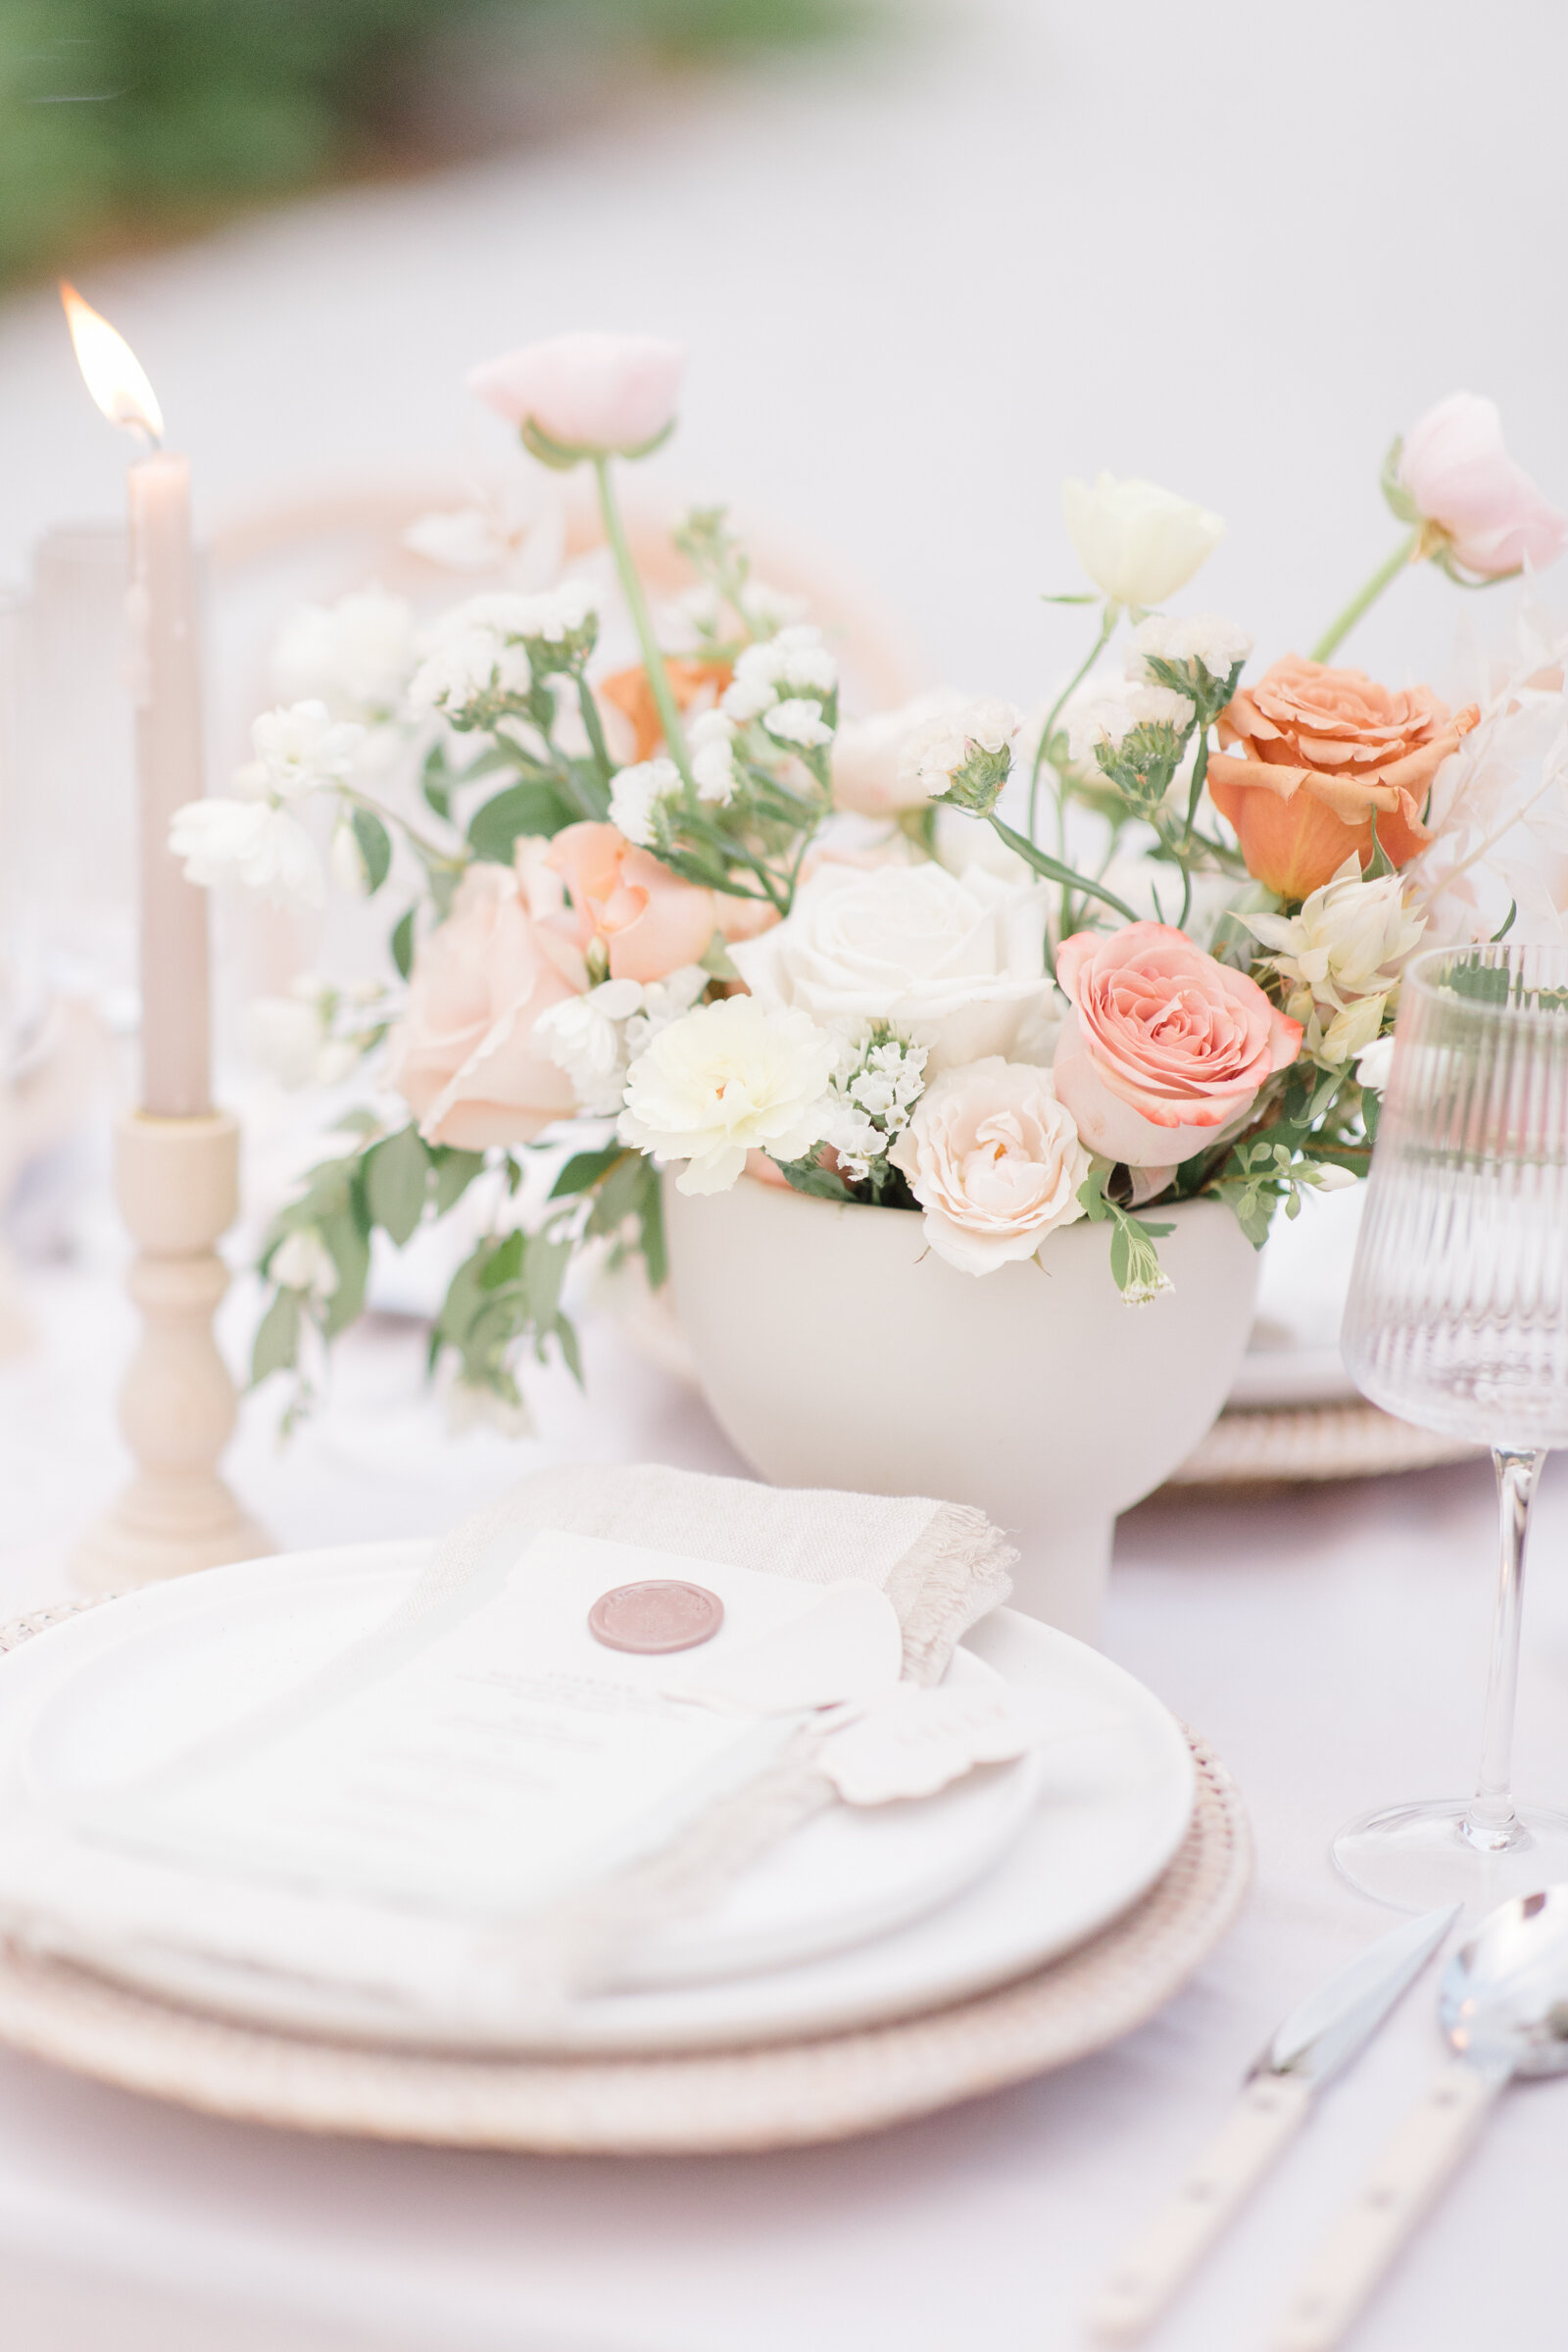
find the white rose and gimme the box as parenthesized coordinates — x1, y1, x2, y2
(730, 861, 1055, 1073)
(889, 1059, 1090, 1276)
(619, 996, 839, 1195)
(1062, 473, 1224, 609)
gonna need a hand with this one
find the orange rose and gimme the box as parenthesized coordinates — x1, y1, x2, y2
(547, 820, 717, 984)
(599, 659, 731, 761)
(1207, 656, 1478, 899)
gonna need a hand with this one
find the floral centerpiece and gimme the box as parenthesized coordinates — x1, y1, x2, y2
(176, 340, 1568, 1428)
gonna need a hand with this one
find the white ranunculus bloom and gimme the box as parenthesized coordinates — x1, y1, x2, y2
(1243, 856, 1426, 1025)
(1062, 473, 1224, 609)
(233, 701, 365, 803)
(609, 757, 682, 848)
(169, 798, 324, 912)
(729, 859, 1055, 1073)
(619, 995, 840, 1194)
(889, 1058, 1091, 1276)
(1063, 677, 1195, 764)
(270, 1226, 340, 1300)
(271, 586, 417, 719)
(1125, 612, 1253, 683)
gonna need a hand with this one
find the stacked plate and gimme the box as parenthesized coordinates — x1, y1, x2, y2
(0, 1546, 1248, 2150)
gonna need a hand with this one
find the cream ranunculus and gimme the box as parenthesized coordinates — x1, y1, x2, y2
(466, 332, 685, 462)
(618, 996, 840, 1194)
(728, 861, 1055, 1072)
(889, 1059, 1090, 1276)
(1062, 473, 1224, 609)
(1397, 393, 1567, 579)
(1242, 855, 1425, 1064)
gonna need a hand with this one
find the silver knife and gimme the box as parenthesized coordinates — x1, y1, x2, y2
(1084, 1903, 1459, 2346)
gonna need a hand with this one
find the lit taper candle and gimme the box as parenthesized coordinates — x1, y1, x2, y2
(61, 281, 210, 1116)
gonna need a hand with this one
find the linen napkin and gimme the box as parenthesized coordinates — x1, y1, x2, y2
(408, 1460, 1017, 1687)
(0, 1470, 1019, 2038)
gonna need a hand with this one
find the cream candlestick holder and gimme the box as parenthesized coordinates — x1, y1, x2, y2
(73, 1110, 272, 1591)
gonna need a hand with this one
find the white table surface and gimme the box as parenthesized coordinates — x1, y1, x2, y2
(0, 1251, 1565, 2352)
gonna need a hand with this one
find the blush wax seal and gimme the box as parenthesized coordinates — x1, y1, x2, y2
(587, 1580, 725, 1655)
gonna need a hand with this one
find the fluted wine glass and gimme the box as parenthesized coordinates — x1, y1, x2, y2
(1335, 941, 1568, 1911)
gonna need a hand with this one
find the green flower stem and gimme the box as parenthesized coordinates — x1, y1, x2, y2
(338, 783, 466, 872)
(592, 455, 694, 783)
(1309, 528, 1421, 664)
(988, 812, 1138, 925)
(1028, 603, 1116, 842)
(574, 673, 614, 786)
(1177, 727, 1212, 929)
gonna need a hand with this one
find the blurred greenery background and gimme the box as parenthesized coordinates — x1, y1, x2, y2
(0, 0, 854, 292)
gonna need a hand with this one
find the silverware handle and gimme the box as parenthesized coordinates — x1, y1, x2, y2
(1266, 2058, 1506, 2352)
(1085, 2072, 1314, 2344)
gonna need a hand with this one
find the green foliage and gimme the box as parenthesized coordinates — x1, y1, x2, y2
(467, 780, 577, 860)
(774, 1152, 858, 1203)
(0, 0, 859, 291)
(1077, 1165, 1175, 1305)
(351, 807, 393, 895)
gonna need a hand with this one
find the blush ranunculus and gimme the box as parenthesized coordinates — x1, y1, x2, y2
(547, 820, 717, 984)
(1052, 923, 1301, 1167)
(466, 333, 684, 460)
(889, 1059, 1091, 1276)
(388, 858, 588, 1149)
(1207, 655, 1479, 899)
(1397, 393, 1568, 579)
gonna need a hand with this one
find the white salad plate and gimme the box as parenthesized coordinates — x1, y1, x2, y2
(0, 1544, 1195, 2054)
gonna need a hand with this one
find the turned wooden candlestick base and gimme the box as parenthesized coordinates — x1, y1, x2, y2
(73, 1110, 273, 1592)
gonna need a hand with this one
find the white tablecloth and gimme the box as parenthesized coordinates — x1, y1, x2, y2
(1, 1262, 1565, 2352)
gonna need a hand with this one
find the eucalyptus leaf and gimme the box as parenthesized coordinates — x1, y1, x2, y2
(432, 1147, 487, 1214)
(364, 1124, 430, 1247)
(351, 807, 393, 895)
(468, 780, 574, 860)
(251, 1287, 301, 1387)
(390, 906, 416, 980)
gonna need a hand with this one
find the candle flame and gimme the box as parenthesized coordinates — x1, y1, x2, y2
(60, 281, 164, 444)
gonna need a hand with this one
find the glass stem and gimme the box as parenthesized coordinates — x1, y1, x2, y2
(1464, 1446, 1544, 1851)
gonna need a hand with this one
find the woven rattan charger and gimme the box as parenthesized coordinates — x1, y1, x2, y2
(0, 1599, 1250, 2153)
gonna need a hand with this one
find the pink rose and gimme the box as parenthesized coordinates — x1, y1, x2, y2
(890, 1059, 1091, 1276)
(466, 333, 684, 459)
(1397, 393, 1567, 578)
(389, 858, 588, 1149)
(547, 820, 717, 984)
(1053, 922, 1301, 1167)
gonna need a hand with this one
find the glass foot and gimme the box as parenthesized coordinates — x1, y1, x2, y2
(1332, 1796, 1568, 1914)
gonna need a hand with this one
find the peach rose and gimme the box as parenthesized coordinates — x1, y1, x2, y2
(1207, 656, 1478, 899)
(389, 858, 588, 1149)
(1053, 922, 1301, 1167)
(890, 1059, 1091, 1276)
(547, 820, 717, 984)
(599, 660, 730, 762)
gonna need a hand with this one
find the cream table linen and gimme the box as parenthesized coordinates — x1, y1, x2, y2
(0, 1268, 1565, 2352)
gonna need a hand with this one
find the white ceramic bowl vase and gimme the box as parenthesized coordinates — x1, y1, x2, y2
(663, 1177, 1260, 1641)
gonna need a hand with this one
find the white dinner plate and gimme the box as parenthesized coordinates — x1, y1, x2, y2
(0, 1545, 1194, 2053)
